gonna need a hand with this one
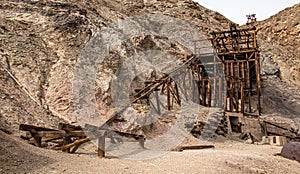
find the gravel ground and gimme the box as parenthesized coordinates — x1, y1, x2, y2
(1, 131, 299, 174)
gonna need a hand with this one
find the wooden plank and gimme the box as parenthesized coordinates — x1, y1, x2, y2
(85, 124, 144, 141)
(216, 50, 257, 56)
(19, 124, 57, 132)
(58, 123, 82, 131)
(62, 136, 72, 153)
(44, 137, 63, 143)
(173, 145, 214, 152)
(32, 130, 65, 138)
(67, 130, 87, 137)
(70, 144, 82, 153)
(56, 138, 90, 151)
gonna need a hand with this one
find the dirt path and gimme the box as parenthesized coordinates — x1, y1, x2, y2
(1, 131, 299, 174)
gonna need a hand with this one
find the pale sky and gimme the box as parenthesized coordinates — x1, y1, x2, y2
(196, 0, 300, 24)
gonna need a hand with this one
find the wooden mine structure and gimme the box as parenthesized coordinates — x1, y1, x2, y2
(132, 24, 261, 115)
(20, 25, 300, 157)
(209, 24, 261, 115)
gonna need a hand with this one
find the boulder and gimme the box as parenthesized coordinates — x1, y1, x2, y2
(280, 142, 300, 162)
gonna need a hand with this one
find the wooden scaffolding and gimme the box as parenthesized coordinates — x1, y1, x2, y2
(211, 25, 261, 115)
(132, 25, 261, 115)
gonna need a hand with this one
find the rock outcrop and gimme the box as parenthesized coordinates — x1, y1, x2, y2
(257, 4, 300, 88)
(0, 0, 232, 133)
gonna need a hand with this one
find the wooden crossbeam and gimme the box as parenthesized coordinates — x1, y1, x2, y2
(20, 124, 57, 132)
(56, 137, 90, 151)
(58, 123, 82, 131)
(30, 130, 65, 138)
(173, 145, 214, 152)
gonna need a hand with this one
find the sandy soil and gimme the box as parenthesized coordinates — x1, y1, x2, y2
(1, 131, 299, 174)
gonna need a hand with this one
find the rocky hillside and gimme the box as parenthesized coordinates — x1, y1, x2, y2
(257, 3, 300, 88)
(0, 0, 232, 134)
(0, 0, 299, 135)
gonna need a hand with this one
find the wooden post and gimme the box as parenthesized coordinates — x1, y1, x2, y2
(246, 59, 251, 113)
(207, 80, 211, 107)
(241, 62, 245, 113)
(226, 114, 232, 135)
(236, 62, 240, 112)
(167, 78, 171, 110)
(213, 55, 217, 107)
(201, 79, 205, 106)
(62, 136, 72, 153)
(98, 132, 106, 158)
(222, 60, 227, 110)
(229, 78, 233, 112)
(33, 135, 42, 147)
(30, 130, 42, 147)
(230, 63, 234, 112)
(241, 81, 245, 113)
(174, 83, 181, 105)
(255, 56, 262, 115)
(218, 76, 223, 108)
(155, 91, 161, 115)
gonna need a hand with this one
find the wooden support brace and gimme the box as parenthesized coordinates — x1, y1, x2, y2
(98, 134, 105, 158)
(57, 138, 90, 151)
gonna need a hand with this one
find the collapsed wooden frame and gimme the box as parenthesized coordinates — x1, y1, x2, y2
(19, 123, 145, 158)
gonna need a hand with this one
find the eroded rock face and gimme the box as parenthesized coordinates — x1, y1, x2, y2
(0, 0, 231, 133)
(257, 3, 300, 88)
(0, 0, 299, 135)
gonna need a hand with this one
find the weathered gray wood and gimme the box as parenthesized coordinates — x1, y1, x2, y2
(58, 123, 82, 131)
(19, 124, 57, 132)
(173, 145, 214, 152)
(56, 138, 90, 151)
(98, 136, 105, 158)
